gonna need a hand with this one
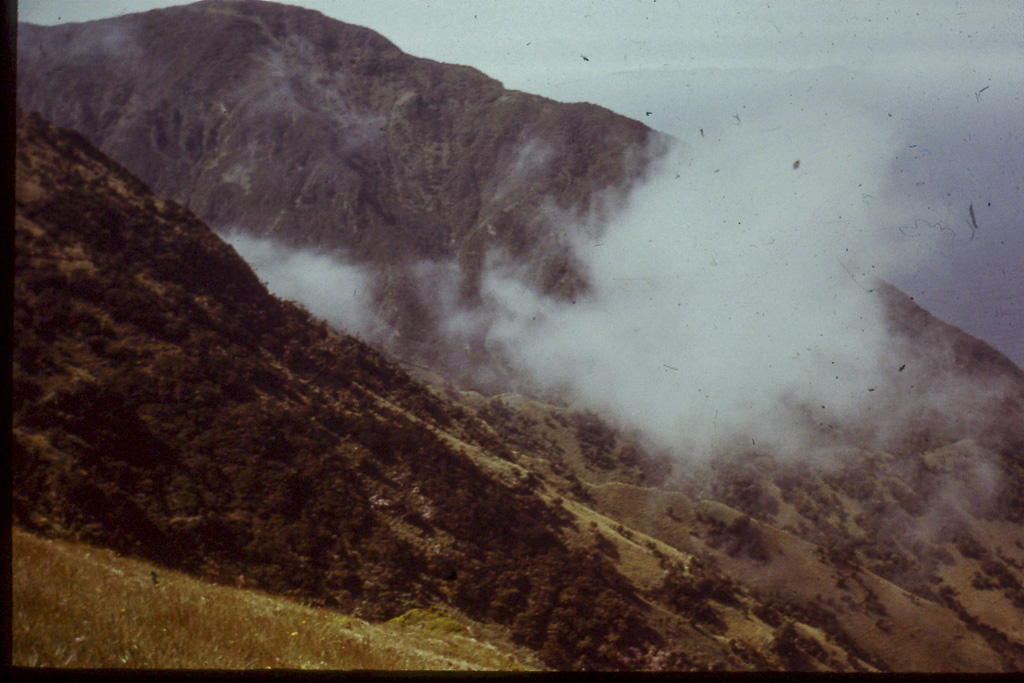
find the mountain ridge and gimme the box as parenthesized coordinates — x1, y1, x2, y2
(13, 1, 1024, 671)
(17, 0, 668, 385)
(14, 110, 1024, 670)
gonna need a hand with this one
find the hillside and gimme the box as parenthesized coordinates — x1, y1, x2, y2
(13, 108, 1024, 672)
(13, 0, 1024, 672)
(12, 528, 536, 670)
(12, 109, 675, 670)
(435, 385, 1024, 671)
(16, 0, 668, 385)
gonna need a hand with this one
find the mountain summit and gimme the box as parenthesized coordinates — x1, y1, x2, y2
(17, 0, 667, 380)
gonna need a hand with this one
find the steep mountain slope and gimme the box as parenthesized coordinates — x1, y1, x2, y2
(440, 383, 1024, 671)
(10, 110, 745, 671)
(16, 0, 667, 383)
(14, 110, 1023, 671)
(13, 109, 639, 669)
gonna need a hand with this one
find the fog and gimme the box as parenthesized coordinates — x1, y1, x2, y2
(22, 1, 1021, 460)
(338, 0, 1023, 370)
(221, 231, 379, 340)
(451, 100, 978, 458)
(23, 0, 1021, 365)
(220, 97, 1007, 460)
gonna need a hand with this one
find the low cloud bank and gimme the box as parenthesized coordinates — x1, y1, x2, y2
(223, 103, 1016, 464)
(464, 105, 1002, 459)
(221, 232, 379, 341)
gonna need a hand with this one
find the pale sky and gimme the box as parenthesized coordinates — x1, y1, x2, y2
(18, 1, 1024, 365)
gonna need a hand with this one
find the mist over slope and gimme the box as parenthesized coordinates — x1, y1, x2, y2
(471, 108, 918, 457)
(24, 107, 1022, 672)
(14, 50, 1024, 674)
(16, 0, 666, 383)
(223, 231, 379, 340)
(216, 99, 1021, 465)
(17, 2, 1020, 455)
(495, 107, 1023, 459)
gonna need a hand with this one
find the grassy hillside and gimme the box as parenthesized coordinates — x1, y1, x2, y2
(429, 383, 1024, 672)
(11, 527, 536, 670)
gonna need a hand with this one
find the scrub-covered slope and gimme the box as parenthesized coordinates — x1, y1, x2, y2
(12, 109, 663, 670)
(14, 107, 1023, 672)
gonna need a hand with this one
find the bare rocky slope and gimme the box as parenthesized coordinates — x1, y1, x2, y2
(17, 0, 667, 385)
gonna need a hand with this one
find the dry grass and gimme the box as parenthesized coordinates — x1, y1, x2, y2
(11, 528, 535, 670)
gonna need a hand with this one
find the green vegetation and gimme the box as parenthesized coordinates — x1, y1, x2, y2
(12, 111, 670, 670)
(11, 528, 533, 670)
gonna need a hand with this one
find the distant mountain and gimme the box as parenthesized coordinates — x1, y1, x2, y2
(14, 110, 1024, 672)
(17, 0, 668, 383)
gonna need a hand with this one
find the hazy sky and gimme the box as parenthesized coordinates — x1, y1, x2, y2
(19, 1, 1023, 366)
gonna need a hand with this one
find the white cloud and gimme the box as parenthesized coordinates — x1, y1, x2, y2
(23, 0, 1022, 365)
(221, 232, 380, 341)
(469, 102, 947, 458)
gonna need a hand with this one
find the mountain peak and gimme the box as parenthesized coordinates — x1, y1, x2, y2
(18, 1, 667, 383)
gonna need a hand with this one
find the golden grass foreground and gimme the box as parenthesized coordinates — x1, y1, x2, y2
(11, 527, 534, 671)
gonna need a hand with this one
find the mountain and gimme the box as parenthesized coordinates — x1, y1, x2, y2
(14, 0, 1024, 671)
(14, 109, 1024, 672)
(12, 109, 670, 670)
(16, 0, 668, 385)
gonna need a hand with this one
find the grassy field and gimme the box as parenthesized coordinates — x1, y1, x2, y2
(11, 528, 536, 670)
